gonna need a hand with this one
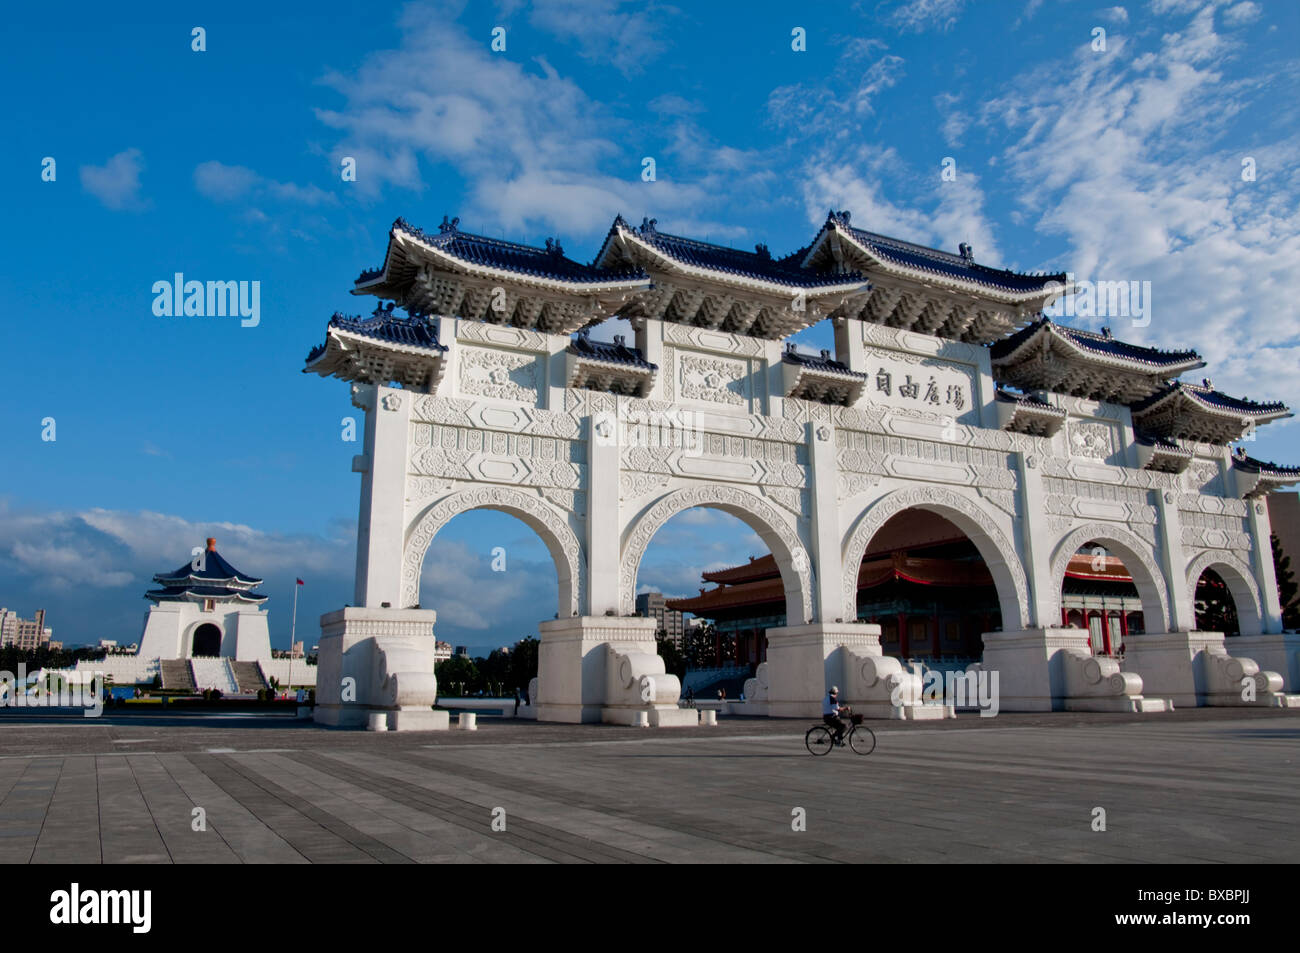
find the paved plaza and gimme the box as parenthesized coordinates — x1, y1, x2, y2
(0, 709, 1296, 864)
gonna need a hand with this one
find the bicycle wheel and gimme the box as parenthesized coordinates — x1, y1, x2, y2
(805, 725, 834, 755)
(849, 724, 876, 755)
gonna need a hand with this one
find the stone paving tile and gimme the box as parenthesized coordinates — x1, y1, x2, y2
(30, 757, 99, 864)
(158, 754, 308, 864)
(0, 711, 1296, 863)
(95, 756, 171, 864)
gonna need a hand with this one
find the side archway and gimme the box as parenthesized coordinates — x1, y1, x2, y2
(1049, 523, 1169, 634)
(1186, 550, 1263, 635)
(619, 484, 815, 623)
(402, 486, 584, 617)
(841, 486, 1030, 630)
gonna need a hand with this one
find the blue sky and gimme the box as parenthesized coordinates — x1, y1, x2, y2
(1, 0, 1297, 651)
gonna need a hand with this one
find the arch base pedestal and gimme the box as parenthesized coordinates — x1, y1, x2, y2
(313, 607, 449, 730)
(765, 623, 943, 719)
(536, 616, 694, 725)
(1231, 633, 1300, 692)
(982, 628, 1169, 713)
(1122, 631, 1298, 708)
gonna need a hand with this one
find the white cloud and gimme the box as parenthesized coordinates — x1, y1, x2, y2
(1102, 6, 1130, 24)
(80, 149, 147, 211)
(889, 0, 966, 33)
(1223, 1, 1261, 25)
(978, 4, 1300, 412)
(526, 0, 678, 76)
(194, 161, 337, 207)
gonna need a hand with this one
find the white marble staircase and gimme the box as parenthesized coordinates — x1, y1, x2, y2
(190, 657, 239, 695)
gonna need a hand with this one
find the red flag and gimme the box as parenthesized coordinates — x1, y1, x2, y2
(296, 578, 305, 586)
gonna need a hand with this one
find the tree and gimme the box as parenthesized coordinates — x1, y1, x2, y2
(435, 656, 478, 697)
(508, 637, 539, 693)
(655, 629, 685, 682)
(1273, 534, 1300, 629)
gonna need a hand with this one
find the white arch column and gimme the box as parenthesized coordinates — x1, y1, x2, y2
(1231, 501, 1300, 689)
(316, 383, 445, 730)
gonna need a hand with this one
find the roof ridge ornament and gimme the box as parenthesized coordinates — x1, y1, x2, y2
(959, 242, 974, 262)
(639, 217, 658, 236)
(545, 236, 565, 257)
(438, 215, 460, 234)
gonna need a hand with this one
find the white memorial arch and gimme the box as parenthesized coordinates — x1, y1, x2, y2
(306, 212, 1300, 729)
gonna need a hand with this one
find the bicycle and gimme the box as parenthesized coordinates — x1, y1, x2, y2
(805, 709, 875, 756)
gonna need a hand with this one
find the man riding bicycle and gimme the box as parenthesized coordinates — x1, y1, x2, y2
(822, 686, 849, 746)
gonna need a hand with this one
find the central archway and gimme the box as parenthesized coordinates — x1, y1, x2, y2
(841, 486, 1030, 630)
(191, 623, 221, 657)
(619, 485, 815, 624)
(403, 486, 584, 616)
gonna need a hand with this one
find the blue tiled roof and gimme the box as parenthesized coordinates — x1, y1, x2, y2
(782, 346, 865, 377)
(1132, 381, 1290, 416)
(156, 547, 262, 587)
(146, 585, 269, 603)
(568, 331, 656, 370)
(306, 303, 447, 364)
(359, 216, 648, 286)
(1231, 452, 1300, 477)
(826, 210, 1066, 294)
(610, 215, 863, 289)
(994, 385, 1059, 412)
(991, 317, 1204, 368)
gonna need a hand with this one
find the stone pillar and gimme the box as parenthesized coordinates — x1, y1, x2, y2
(536, 616, 664, 723)
(1155, 491, 1194, 632)
(1016, 451, 1056, 628)
(586, 412, 619, 617)
(1246, 499, 1284, 633)
(764, 622, 879, 718)
(807, 420, 844, 622)
(352, 384, 410, 609)
(314, 607, 447, 730)
(832, 317, 865, 374)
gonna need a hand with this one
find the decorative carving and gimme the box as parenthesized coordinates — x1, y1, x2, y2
(459, 347, 539, 403)
(838, 472, 881, 502)
(403, 486, 583, 616)
(679, 353, 747, 406)
(381, 392, 403, 411)
(620, 485, 814, 622)
(841, 486, 1030, 628)
(1067, 421, 1115, 460)
(620, 470, 670, 501)
(1048, 523, 1169, 633)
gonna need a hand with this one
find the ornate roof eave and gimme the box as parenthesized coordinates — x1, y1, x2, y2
(152, 571, 261, 588)
(1232, 452, 1300, 497)
(565, 352, 657, 397)
(304, 328, 448, 390)
(994, 390, 1067, 437)
(1131, 384, 1292, 444)
(991, 320, 1205, 374)
(1134, 436, 1193, 474)
(354, 224, 653, 301)
(145, 589, 268, 605)
(803, 218, 1073, 306)
(607, 224, 868, 301)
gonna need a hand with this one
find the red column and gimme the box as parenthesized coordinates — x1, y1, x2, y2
(931, 610, 941, 656)
(898, 612, 909, 657)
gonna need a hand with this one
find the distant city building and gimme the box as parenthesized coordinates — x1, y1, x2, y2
(636, 591, 685, 646)
(0, 608, 52, 651)
(454, 645, 469, 658)
(99, 640, 119, 650)
(434, 641, 452, 662)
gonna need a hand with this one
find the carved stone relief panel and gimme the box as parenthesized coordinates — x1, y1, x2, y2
(458, 345, 540, 404)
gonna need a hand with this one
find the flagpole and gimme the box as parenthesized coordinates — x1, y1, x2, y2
(288, 580, 298, 697)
